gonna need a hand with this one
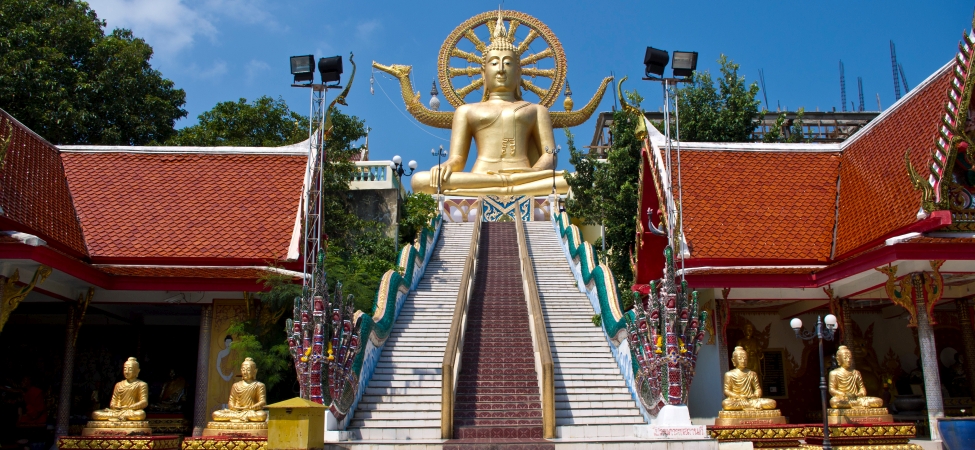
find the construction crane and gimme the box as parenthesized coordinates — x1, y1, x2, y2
(890, 41, 902, 101)
(857, 77, 865, 112)
(839, 61, 847, 112)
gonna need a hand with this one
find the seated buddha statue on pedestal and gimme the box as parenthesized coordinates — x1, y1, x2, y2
(83, 357, 152, 436)
(408, 12, 568, 197)
(203, 357, 268, 437)
(827, 345, 893, 424)
(715, 346, 785, 426)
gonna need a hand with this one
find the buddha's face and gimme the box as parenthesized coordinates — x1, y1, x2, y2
(743, 323, 754, 338)
(241, 362, 256, 381)
(733, 351, 748, 370)
(483, 49, 520, 95)
(123, 361, 140, 381)
(837, 349, 852, 369)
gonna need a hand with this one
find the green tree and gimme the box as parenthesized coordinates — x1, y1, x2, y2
(225, 109, 400, 400)
(398, 192, 438, 247)
(761, 108, 807, 143)
(167, 96, 306, 147)
(666, 55, 761, 142)
(566, 91, 645, 299)
(0, 0, 186, 145)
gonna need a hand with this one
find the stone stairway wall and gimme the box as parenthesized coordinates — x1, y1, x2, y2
(453, 222, 543, 440)
(524, 222, 646, 440)
(348, 222, 474, 440)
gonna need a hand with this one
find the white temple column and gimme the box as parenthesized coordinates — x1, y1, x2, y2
(916, 299, 943, 441)
(715, 297, 729, 375)
(192, 305, 213, 436)
(55, 307, 78, 437)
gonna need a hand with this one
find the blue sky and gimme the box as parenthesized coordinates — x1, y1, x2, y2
(87, 0, 972, 170)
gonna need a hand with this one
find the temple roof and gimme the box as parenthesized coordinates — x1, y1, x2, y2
(637, 60, 957, 286)
(0, 109, 88, 259)
(59, 150, 306, 263)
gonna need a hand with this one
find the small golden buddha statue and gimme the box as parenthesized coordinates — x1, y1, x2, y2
(409, 12, 568, 197)
(204, 358, 268, 436)
(83, 357, 151, 436)
(827, 345, 892, 424)
(715, 347, 784, 426)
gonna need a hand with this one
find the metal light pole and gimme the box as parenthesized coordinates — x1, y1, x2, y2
(432, 145, 448, 196)
(391, 155, 417, 249)
(544, 145, 561, 195)
(791, 314, 839, 450)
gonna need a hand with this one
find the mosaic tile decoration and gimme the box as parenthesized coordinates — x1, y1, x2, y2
(480, 195, 531, 222)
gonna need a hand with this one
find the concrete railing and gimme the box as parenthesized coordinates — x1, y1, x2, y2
(349, 161, 400, 190)
(515, 213, 556, 438)
(441, 209, 482, 439)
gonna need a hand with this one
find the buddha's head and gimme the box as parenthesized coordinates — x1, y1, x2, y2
(743, 322, 754, 338)
(836, 346, 854, 369)
(241, 357, 258, 382)
(123, 357, 140, 381)
(732, 346, 749, 370)
(481, 11, 522, 101)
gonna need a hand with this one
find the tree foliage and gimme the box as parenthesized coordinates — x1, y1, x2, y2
(399, 193, 438, 247)
(565, 91, 645, 298)
(761, 108, 807, 143)
(0, 0, 186, 145)
(225, 108, 400, 400)
(167, 96, 306, 147)
(666, 55, 761, 143)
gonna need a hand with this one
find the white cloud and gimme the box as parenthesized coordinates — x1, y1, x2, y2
(87, 0, 217, 59)
(194, 60, 229, 79)
(355, 19, 382, 43)
(245, 59, 271, 84)
(86, 0, 278, 59)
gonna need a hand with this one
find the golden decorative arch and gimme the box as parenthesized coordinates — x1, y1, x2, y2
(372, 9, 611, 129)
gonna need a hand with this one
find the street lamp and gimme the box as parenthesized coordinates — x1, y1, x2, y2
(390, 155, 417, 179)
(791, 314, 839, 450)
(545, 145, 561, 194)
(431, 145, 448, 196)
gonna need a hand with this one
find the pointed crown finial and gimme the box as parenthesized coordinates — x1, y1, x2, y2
(485, 8, 516, 53)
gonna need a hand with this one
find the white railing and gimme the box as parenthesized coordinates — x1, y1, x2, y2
(349, 161, 400, 191)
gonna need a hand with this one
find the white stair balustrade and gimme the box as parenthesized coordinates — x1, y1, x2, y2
(348, 222, 474, 441)
(524, 222, 646, 440)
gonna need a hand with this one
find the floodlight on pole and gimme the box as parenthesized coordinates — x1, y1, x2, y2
(644, 47, 669, 78)
(318, 56, 343, 84)
(291, 55, 315, 84)
(671, 51, 698, 78)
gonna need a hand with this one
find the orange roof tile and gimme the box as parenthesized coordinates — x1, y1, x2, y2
(60, 152, 306, 261)
(0, 109, 88, 258)
(673, 150, 840, 261)
(834, 68, 951, 257)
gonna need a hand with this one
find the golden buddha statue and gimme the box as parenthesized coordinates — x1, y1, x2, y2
(735, 322, 764, 384)
(715, 347, 784, 426)
(827, 345, 892, 424)
(373, 10, 613, 198)
(83, 357, 151, 436)
(204, 358, 268, 436)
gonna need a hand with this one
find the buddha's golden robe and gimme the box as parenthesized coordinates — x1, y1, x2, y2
(212, 380, 267, 422)
(722, 369, 776, 411)
(91, 380, 149, 421)
(829, 367, 884, 409)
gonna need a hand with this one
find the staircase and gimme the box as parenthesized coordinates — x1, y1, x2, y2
(348, 222, 474, 441)
(453, 222, 543, 440)
(524, 221, 645, 440)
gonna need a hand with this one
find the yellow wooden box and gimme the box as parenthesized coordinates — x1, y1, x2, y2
(267, 397, 325, 450)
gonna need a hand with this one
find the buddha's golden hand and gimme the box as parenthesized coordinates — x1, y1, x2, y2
(431, 164, 452, 185)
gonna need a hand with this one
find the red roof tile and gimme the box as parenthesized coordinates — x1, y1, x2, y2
(834, 68, 951, 257)
(60, 152, 306, 261)
(0, 109, 88, 258)
(674, 150, 840, 261)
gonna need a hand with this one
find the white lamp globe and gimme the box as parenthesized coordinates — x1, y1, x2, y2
(790, 318, 802, 330)
(408, 160, 418, 170)
(824, 314, 838, 327)
(392, 155, 402, 165)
